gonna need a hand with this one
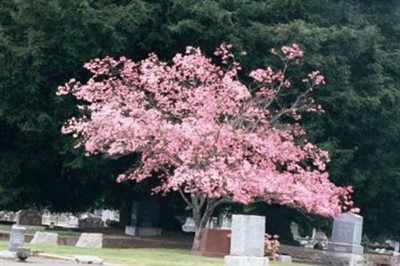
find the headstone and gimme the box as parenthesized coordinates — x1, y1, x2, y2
(57, 213, 68, 226)
(277, 255, 292, 263)
(230, 215, 265, 257)
(327, 213, 364, 254)
(312, 228, 328, 241)
(182, 217, 196, 233)
(8, 225, 25, 251)
(131, 201, 160, 227)
(9, 212, 16, 222)
(224, 215, 269, 266)
(78, 217, 104, 229)
(312, 228, 328, 249)
(290, 222, 301, 242)
(125, 226, 162, 236)
(322, 213, 365, 266)
(125, 200, 162, 236)
(94, 210, 102, 217)
(207, 217, 218, 229)
(199, 228, 231, 256)
(42, 213, 51, 225)
(125, 226, 136, 236)
(30, 231, 58, 245)
(75, 233, 103, 248)
(321, 252, 367, 266)
(74, 255, 104, 265)
(16, 210, 42, 226)
(100, 209, 119, 223)
(220, 215, 232, 229)
(394, 242, 400, 253)
(67, 215, 79, 228)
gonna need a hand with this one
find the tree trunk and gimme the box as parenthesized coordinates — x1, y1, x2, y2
(190, 195, 217, 251)
(192, 226, 203, 251)
(177, 190, 225, 251)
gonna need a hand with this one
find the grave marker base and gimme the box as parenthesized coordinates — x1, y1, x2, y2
(224, 255, 269, 266)
(321, 252, 371, 266)
(327, 242, 364, 255)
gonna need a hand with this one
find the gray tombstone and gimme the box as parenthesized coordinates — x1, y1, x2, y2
(16, 210, 42, 226)
(224, 215, 269, 266)
(327, 213, 364, 255)
(8, 225, 25, 251)
(78, 217, 104, 229)
(75, 233, 103, 248)
(30, 232, 58, 245)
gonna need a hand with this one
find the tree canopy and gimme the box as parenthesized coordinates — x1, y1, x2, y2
(58, 42, 355, 250)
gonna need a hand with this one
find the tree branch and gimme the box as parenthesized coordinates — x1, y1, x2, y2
(178, 187, 193, 209)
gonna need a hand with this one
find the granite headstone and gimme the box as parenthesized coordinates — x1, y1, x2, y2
(327, 213, 364, 254)
(75, 233, 103, 248)
(8, 225, 25, 251)
(16, 210, 42, 226)
(30, 231, 58, 245)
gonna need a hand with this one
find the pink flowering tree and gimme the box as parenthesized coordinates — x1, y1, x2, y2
(57, 44, 355, 250)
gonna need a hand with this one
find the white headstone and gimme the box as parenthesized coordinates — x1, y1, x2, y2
(394, 242, 400, 252)
(230, 215, 265, 257)
(290, 222, 300, 241)
(225, 215, 269, 266)
(30, 231, 58, 245)
(67, 215, 79, 228)
(101, 209, 119, 222)
(182, 217, 196, 233)
(42, 214, 51, 225)
(125, 225, 136, 236)
(57, 214, 68, 226)
(75, 233, 103, 248)
(221, 216, 232, 229)
(8, 225, 25, 251)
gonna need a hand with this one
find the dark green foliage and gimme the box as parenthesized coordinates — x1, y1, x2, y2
(1, 0, 400, 239)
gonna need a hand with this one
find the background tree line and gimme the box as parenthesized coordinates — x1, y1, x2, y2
(1, 0, 400, 240)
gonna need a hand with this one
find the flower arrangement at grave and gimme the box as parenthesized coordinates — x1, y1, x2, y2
(57, 43, 357, 250)
(265, 233, 280, 260)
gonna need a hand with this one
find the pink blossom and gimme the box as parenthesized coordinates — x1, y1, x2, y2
(57, 44, 355, 218)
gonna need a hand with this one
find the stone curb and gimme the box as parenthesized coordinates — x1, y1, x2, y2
(36, 252, 75, 261)
(36, 252, 124, 266)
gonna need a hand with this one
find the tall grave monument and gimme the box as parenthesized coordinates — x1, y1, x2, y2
(322, 213, 366, 266)
(224, 215, 269, 266)
(125, 200, 162, 236)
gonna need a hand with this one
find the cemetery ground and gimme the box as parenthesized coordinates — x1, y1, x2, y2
(0, 241, 312, 266)
(0, 225, 307, 266)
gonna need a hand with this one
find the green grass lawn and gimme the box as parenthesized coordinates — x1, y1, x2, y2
(0, 241, 313, 266)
